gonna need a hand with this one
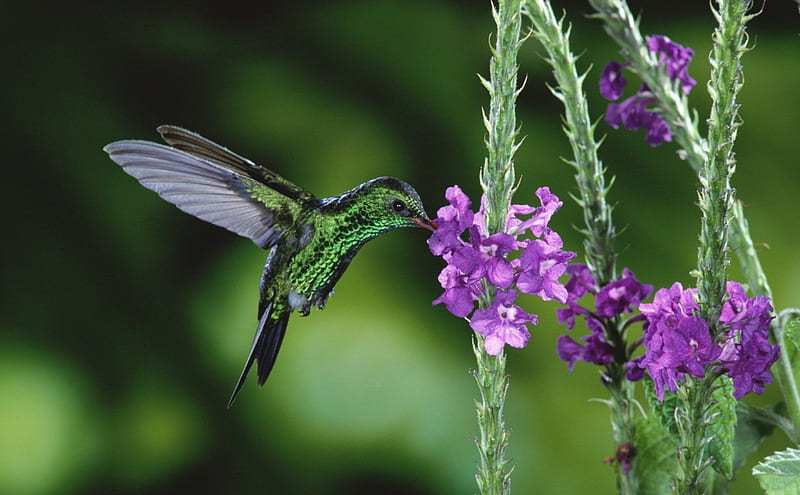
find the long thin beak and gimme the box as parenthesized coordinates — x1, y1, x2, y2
(413, 217, 438, 232)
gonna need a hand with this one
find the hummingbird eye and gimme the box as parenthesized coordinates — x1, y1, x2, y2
(391, 199, 407, 213)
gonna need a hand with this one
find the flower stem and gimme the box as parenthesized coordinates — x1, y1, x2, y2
(480, 0, 525, 235)
(590, 0, 760, 492)
(695, 0, 750, 325)
(674, 377, 716, 494)
(474, 0, 525, 493)
(523, 0, 616, 286)
(587, 0, 706, 167)
(473, 338, 512, 495)
(524, 2, 638, 493)
(585, 0, 764, 303)
(683, 1, 751, 491)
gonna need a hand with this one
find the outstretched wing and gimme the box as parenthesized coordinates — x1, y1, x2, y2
(104, 126, 317, 249)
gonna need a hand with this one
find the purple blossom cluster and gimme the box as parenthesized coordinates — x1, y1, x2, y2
(640, 281, 778, 400)
(428, 185, 576, 355)
(600, 35, 697, 147)
(555, 264, 652, 380)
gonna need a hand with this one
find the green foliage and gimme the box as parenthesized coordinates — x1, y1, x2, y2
(734, 402, 778, 477)
(753, 448, 800, 495)
(645, 378, 681, 440)
(646, 377, 738, 484)
(707, 376, 737, 480)
(634, 413, 679, 495)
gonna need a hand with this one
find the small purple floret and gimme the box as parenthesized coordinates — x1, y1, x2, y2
(647, 35, 697, 94)
(600, 61, 627, 101)
(595, 268, 653, 318)
(470, 290, 537, 355)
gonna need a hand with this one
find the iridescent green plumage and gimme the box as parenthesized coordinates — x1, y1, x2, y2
(104, 126, 435, 407)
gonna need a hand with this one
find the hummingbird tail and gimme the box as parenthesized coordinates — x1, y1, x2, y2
(226, 302, 289, 408)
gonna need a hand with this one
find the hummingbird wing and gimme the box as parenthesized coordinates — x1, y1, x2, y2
(104, 125, 317, 249)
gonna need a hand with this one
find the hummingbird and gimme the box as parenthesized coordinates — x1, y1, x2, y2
(104, 125, 436, 407)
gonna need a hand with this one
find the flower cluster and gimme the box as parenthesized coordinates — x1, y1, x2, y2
(428, 186, 575, 355)
(600, 35, 697, 146)
(640, 281, 778, 400)
(555, 264, 652, 380)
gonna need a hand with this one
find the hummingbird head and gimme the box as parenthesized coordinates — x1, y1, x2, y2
(332, 177, 437, 234)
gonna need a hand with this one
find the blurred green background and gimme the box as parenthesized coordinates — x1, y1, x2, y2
(2, 1, 798, 494)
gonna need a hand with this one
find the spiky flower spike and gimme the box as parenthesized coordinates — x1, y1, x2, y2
(104, 126, 436, 407)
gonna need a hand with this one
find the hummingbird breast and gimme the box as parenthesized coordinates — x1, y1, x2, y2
(284, 213, 371, 314)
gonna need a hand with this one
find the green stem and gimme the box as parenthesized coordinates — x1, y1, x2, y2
(674, 377, 716, 494)
(524, 3, 638, 493)
(589, 0, 763, 492)
(684, 1, 750, 491)
(474, 0, 525, 493)
(524, 0, 616, 286)
(695, 0, 750, 326)
(587, 0, 706, 168)
(480, 0, 524, 234)
(473, 338, 512, 495)
(585, 0, 763, 296)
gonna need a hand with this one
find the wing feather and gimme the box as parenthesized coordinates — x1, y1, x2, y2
(157, 125, 316, 204)
(104, 128, 315, 249)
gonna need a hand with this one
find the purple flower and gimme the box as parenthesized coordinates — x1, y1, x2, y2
(639, 283, 722, 400)
(556, 319, 614, 370)
(639, 282, 699, 323)
(601, 34, 695, 146)
(516, 239, 575, 303)
(581, 318, 615, 366)
(718, 281, 778, 399)
(639, 280, 779, 401)
(600, 61, 627, 101)
(664, 316, 721, 378)
(644, 113, 672, 147)
(647, 35, 697, 94)
(720, 281, 774, 335)
(595, 268, 653, 318)
(432, 264, 482, 318)
(605, 94, 671, 147)
(450, 228, 516, 289)
(563, 264, 598, 299)
(555, 264, 597, 331)
(625, 355, 646, 381)
(429, 185, 575, 352)
(427, 185, 474, 256)
(470, 290, 537, 355)
(555, 266, 650, 378)
(557, 335, 585, 372)
(556, 303, 589, 332)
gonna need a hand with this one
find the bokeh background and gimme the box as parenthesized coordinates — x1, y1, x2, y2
(3, 1, 799, 494)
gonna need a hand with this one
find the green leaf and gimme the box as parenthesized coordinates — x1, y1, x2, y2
(733, 402, 778, 476)
(782, 317, 800, 353)
(783, 317, 800, 385)
(707, 376, 737, 479)
(753, 447, 800, 495)
(634, 413, 679, 495)
(644, 378, 680, 442)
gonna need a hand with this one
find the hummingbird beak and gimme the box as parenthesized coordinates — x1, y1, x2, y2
(413, 217, 438, 232)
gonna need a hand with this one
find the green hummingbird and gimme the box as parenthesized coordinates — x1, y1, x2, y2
(104, 125, 436, 407)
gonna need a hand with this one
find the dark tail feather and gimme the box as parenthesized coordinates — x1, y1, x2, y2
(226, 303, 289, 408)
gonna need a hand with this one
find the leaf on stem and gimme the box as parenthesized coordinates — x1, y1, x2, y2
(753, 447, 800, 495)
